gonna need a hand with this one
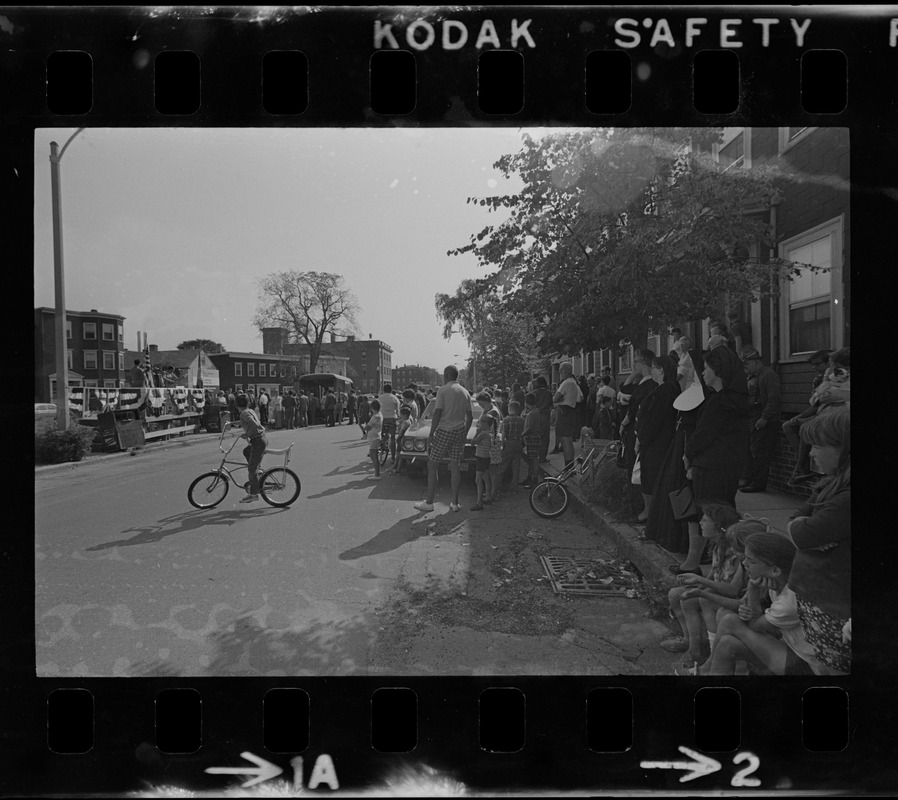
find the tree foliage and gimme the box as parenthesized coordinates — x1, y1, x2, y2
(447, 127, 802, 355)
(435, 280, 545, 389)
(252, 271, 359, 375)
(176, 338, 224, 353)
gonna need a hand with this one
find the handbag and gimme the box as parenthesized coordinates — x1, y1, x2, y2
(630, 456, 642, 486)
(669, 484, 698, 521)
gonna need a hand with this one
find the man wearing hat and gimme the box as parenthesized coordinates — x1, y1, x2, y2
(741, 350, 781, 493)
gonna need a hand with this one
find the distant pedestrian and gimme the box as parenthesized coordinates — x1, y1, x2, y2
(283, 390, 297, 429)
(297, 390, 308, 428)
(336, 389, 347, 424)
(346, 389, 357, 426)
(128, 359, 146, 388)
(358, 394, 371, 438)
(308, 393, 319, 426)
(271, 391, 283, 429)
(553, 362, 584, 469)
(741, 350, 781, 493)
(258, 389, 270, 425)
(324, 388, 337, 427)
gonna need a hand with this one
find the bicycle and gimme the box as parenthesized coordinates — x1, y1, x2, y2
(529, 439, 620, 519)
(187, 421, 301, 509)
(377, 427, 391, 467)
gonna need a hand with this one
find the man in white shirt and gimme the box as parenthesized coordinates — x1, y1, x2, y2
(552, 362, 583, 468)
(377, 383, 402, 464)
(415, 366, 473, 513)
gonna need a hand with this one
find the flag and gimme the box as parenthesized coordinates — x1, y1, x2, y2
(143, 344, 154, 388)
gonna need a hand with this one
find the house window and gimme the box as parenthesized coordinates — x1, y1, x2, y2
(118, 353, 124, 371)
(777, 126, 818, 154)
(102, 323, 115, 341)
(713, 127, 751, 171)
(291, 365, 297, 376)
(234, 363, 243, 376)
(618, 346, 633, 374)
(103, 351, 116, 370)
(67, 349, 73, 369)
(259, 364, 266, 377)
(118, 324, 124, 342)
(66, 320, 72, 339)
(84, 350, 98, 370)
(280, 364, 286, 377)
(779, 217, 844, 360)
(84, 379, 98, 388)
(103, 379, 117, 388)
(83, 322, 97, 340)
(248, 363, 255, 377)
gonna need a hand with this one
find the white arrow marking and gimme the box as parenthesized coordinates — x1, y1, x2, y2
(206, 751, 283, 788)
(641, 745, 722, 783)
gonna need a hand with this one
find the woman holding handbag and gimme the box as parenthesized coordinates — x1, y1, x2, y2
(645, 339, 709, 568)
(683, 345, 750, 523)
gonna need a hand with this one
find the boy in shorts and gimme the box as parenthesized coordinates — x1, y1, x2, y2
(365, 399, 383, 480)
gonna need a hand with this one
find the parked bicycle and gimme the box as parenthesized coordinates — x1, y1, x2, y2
(529, 439, 620, 519)
(187, 421, 301, 509)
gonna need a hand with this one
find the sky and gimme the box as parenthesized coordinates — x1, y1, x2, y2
(33, 126, 552, 371)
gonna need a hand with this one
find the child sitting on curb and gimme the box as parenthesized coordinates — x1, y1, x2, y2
(661, 501, 742, 674)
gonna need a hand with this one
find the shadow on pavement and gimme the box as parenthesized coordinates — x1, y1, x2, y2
(85, 507, 288, 550)
(128, 611, 376, 676)
(338, 511, 448, 560)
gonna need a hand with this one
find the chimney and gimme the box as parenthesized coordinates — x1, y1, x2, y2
(330, 332, 336, 343)
(149, 344, 158, 352)
(369, 333, 372, 339)
(347, 335, 355, 341)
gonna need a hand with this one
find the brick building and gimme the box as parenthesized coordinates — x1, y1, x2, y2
(261, 328, 392, 394)
(34, 307, 126, 402)
(553, 127, 849, 494)
(392, 364, 441, 390)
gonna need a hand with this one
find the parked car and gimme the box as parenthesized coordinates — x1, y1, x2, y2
(397, 398, 483, 474)
(34, 403, 57, 416)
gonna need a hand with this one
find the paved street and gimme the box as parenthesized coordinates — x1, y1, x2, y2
(35, 426, 671, 677)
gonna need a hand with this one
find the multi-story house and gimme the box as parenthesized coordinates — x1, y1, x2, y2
(261, 328, 392, 394)
(553, 127, 849, 492)
(34, 307, 126, 402)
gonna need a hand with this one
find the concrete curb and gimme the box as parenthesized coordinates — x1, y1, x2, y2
(537, 463, 679, 589)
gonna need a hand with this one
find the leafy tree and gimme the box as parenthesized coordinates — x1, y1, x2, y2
(448, 127, 807, 355)
(252, 271, 359, 375)
(176, 338, 225, 352)
(436, 280, 544, 389)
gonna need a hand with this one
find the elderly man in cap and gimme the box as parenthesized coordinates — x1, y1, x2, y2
(740, 349, 781, 493)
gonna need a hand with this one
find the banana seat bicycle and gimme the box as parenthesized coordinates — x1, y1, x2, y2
(187, 421, 301, 509)
(529, 439, 619, 519)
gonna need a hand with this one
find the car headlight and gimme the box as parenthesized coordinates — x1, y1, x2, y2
(402, 440, 414, 451)
(414, 440, 427, 452)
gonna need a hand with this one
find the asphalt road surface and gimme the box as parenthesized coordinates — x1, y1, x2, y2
(35, 425, 671, 677)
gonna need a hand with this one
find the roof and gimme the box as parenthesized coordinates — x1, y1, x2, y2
(212, 351, 304, 361)
(35, 307, 126, 321)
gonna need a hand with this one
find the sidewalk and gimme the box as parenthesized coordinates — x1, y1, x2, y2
(541, 450, 804, 587)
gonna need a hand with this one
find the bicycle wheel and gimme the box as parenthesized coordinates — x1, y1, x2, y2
(378, 438, 390, 466)
(529, 479, 570, 518)
(188, 471, 230, 509)
(259, 467, 301, 507)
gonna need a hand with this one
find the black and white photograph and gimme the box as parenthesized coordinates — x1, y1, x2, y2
(34, 124, 850, 681)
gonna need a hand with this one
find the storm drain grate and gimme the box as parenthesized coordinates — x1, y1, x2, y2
(539, 555, 641, 597)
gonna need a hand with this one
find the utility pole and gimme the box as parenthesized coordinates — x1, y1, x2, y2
(49, 128, 85, 432)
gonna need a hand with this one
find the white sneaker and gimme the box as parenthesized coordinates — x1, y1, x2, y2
(239, 494, 260, 503)
(449, 503, 461, 512)
(414, 501, 434, 512)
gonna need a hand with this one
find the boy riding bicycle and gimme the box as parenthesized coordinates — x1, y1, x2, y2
(237, 393, 267, 503)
